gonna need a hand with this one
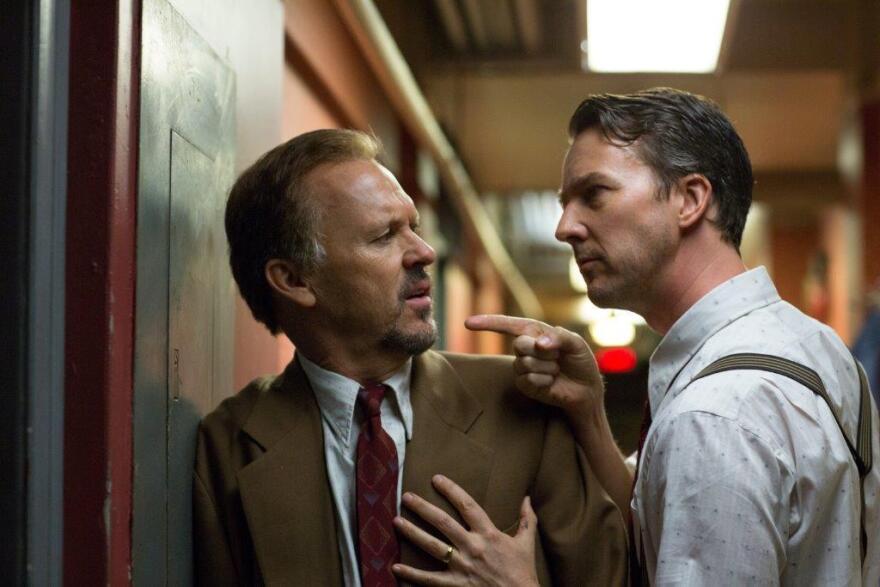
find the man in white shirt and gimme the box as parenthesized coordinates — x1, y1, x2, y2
(193, 128, 627, 585)
(394, 89, 880, 586)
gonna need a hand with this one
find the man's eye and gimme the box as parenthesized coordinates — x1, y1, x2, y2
(580, 186, 607, 206)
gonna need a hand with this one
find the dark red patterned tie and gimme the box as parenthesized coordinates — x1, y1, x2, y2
(356, 384, 400, 586)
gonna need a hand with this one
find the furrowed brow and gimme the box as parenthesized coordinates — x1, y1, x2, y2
(559, 172, 608, 202)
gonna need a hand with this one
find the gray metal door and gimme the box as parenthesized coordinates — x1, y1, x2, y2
(133, 0, 235, 583)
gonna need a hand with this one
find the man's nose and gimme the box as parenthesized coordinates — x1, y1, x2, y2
(555, 207, 586, 243)
(404, 233, 436, 268)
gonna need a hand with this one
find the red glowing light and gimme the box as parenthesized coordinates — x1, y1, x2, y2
(596, 347, 637, 373)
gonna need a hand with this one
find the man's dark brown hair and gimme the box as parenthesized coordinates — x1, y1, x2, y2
(568, 87, 754, 250)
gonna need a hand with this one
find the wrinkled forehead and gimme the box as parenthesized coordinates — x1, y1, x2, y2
(306, 158, 415, 220)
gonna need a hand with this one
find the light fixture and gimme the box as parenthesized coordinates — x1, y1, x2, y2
(596, 347, 638, 373)
(585, 0, 731, 73)
(589, 311, 637, 347)
(569, 257, 588, 293)
(577, 295, 646, 327)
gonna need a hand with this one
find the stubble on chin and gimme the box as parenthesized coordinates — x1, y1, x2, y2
(380, 299, 437, 357)
(380, 314, 437, 356)
(587, 272, 646, 311)
(587, 248, 667, 312)
(383, 267, 437, 355)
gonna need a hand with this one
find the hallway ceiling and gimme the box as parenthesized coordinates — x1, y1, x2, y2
(400, 0, 860, 72)
(376, 0, 877, 317)
(378, 0, 874, 192)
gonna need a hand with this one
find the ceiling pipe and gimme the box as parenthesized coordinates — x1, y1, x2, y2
(481, 0, 519, 50)
(513, 0, 542, 54)
(461, 0, 490, 50)
(332, 0, 544, 319)
(433, 0, 469, 53)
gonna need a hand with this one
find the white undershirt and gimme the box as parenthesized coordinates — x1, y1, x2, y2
(298, 354, 414, 587)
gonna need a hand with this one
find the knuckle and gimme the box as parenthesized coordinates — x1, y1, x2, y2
(437, 514, 456, 534)
(469, 539, 487, 561)
(528, 373, 550, 387)
(484, 528, 502, 544)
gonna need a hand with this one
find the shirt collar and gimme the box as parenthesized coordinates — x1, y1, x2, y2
(647, 266, 781, 414)
(297, 353, 414, 448)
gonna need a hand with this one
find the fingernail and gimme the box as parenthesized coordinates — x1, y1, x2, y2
(538, 335, 552, 346)
(402, 492, 413, 502)
(432, 474, 446, 484)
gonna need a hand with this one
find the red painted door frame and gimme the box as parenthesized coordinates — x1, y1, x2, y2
(66, 1, 140, 583)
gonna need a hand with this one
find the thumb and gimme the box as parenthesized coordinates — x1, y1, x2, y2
(515, 496, 538, 547)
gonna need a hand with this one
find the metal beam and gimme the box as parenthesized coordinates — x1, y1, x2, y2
(513, 0, 541, 54)
(482, 0, 518, 50)
(27, 0, 69, 584)
(461, 0, 489, 50)
(433, 0, 468, 52)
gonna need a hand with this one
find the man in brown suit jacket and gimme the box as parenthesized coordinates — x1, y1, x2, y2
(194, 128, 627, 586)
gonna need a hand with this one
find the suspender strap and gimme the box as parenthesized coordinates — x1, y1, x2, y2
(854, 361, 874, 475)
(693, 352, 873, 564)
(694, 353, 872, 475)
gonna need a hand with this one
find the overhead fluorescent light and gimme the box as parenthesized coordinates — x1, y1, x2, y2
(585, 0, 731, 73)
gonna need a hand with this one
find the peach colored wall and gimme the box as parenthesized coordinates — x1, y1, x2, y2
(283, 65, 339, 134)
(740, 203, 772, 275)
(770, 223, 816, 314)
(821, 205, 862, 343)
(284, 0, 392, 131)
(445, 261, 476, 353)
(474, 255, 506, 355)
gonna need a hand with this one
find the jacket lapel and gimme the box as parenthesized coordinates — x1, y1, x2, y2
(400, 351, 494, 568)
(237, 357, 343, 585)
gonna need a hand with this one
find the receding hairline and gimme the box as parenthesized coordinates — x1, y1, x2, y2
(295, 154, 386, 211)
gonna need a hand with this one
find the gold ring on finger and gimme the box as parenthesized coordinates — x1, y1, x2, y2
(441, 544, 456, 564)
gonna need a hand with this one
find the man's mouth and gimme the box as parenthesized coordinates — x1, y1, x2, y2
(404, 280, 432, 310)
(576, 255, 603, 271)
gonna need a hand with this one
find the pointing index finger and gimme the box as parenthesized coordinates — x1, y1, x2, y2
(465, 314, 549, 338)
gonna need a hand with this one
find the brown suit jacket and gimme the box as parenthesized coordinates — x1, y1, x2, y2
(194, 350, 627, 586)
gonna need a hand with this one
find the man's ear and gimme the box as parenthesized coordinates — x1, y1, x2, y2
(265, 259, 316, 308)
(675, 173, 713, 230)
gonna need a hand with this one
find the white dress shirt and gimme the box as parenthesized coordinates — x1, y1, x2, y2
(298, 354, 414, 587)
(634, 267, 880, 585)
